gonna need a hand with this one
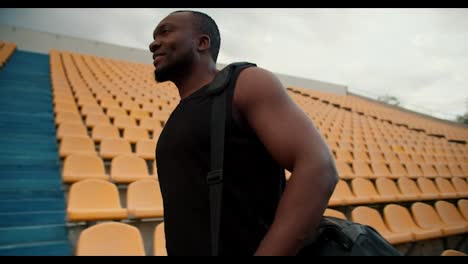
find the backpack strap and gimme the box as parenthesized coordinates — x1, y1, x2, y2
(206, 62, 256, 256)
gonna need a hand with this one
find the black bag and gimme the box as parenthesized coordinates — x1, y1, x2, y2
(297, 216, 402, 256)
(206, 62, 402, 256)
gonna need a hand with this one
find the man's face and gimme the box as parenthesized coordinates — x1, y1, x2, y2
(149, 12, 196, 82)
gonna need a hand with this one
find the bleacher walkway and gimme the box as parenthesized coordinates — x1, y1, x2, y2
(0, 50, 71, 255)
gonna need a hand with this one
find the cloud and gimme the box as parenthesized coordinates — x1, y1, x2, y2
(1, 8, 467, 121)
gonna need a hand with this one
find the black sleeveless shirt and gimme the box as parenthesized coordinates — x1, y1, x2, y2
(156, 64, 286, 256)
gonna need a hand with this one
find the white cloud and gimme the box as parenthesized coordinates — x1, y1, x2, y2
(1, 8, 467, 121)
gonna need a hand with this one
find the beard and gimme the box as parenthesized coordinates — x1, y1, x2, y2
(154, 50, 194, 83)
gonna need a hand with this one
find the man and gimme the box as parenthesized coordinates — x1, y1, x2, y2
(149, 10, 338, 256)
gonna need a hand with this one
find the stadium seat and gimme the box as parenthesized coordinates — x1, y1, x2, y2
(434, 201, 468, 233)
(375, 178, 405, 202)
(383, 204, 443, 241)
(371, 162, 393, 179)
(351, 206, 413, 244)
(448, 164, 464, 178)
(440, 249, 467, 256)
(99, 138, 132, 159)
(323, 208, 346, 220)
(67, 179, 127, 221)
(59, 136, 96, 158)
(76, 222, 145, 256)
(127, 179, 163, 218)
(416, 177, 441, 200)
(420, 163, 438, 178)
(351, 178, 386, 203)
(451, 178, 468, 197)
(106, 107, 128, 119)
(411, 202, 464, 236)
(353, 161, 374, 179)
(91, 124, 120, 142)
(85, 113, 111, 128)
(434, 178, 459, 199)
(388, 162, 408, 178)
(154, 223, 167, 256)
(135, 139, 157, 160)
(123, 127, 150, 143)
(56, 123, 88, 139)
(111, 154, 152, 183)
(335, 160, 355, 179)
(458, 199, 468, 220)
(55, 112, 83, 125)
(139, 117, 164, 134)
(113, 115, 138, 130)
(403, 162, 424, 178)
(329, 180, 365, 206)
(62, 154, 108, 183)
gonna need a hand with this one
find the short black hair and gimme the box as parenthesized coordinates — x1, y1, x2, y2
(172, 10, 221, 63)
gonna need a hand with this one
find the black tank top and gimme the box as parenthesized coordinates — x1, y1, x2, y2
(156, 63, 286, 256)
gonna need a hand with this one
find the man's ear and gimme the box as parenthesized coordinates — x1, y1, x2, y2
(197, 34, 211, 52)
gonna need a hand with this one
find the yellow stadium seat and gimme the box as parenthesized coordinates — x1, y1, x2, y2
(336, 149, 353, 163)
(56, 123, 88, 139)
(91, 125, 120, 142)
(85, 113, 111, 128)
(59, 136, 96, 158)
(371, 162, 393, 179)
(411, 202, 464, 236)
(457, 200, 468, 221)
(416, 177, 441, 200)
(434, 178, 459, 199)
(67, 179, 127, 221)
(111, 155, 152, 183)
(123, 127, 150, 144)
(420, 164, 438, 178)
(62, 154, 108, 183)
(76, 222, 145, 256)
(135, 139, 157, 160)
(130, 109, 150, 121)
(351, 206, 413, 245)
(397, 177, 422, 201)
(434, 164, 452, 178)
(99, 138, 132, 159)
(388, 162, 408, 178)
(434, 201, 468, 233)
(139, 117, 164, 134)
(335, 160, 355, 179)
(440, 249, 467, 256)
(329, 180, 366, 206)
(154, 223, 167, 256)
(323, 208, 346, 220)
(351, 178, 386, 203)
(55, 112, 83, 125)
(384, 204, 442, 241)
(375, 178, 405, 202)
(353, 161, 374, 179)
(81, 105, 104, 117)
(404, 162, 424, 178)
(106, 107, 128, 119)
(113, 115, 137, 130)
(127, 179, 163, 218)
(448, 164, 464, 178)
(451, 178, 468, 197)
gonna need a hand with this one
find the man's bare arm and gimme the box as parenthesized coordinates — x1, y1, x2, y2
(234, 67, 339, 256)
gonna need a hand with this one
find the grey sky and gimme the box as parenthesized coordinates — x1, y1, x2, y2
(1, 8, 467, 121)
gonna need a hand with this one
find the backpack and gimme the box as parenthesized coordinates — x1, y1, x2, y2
(206, 62, 402, 256)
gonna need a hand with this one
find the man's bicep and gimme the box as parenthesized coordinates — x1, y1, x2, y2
(235, 68, 331, 172)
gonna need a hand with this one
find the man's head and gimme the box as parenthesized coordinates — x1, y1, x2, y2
(149, 10, 221, 82)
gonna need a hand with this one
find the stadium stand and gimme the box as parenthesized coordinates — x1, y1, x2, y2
(0, 42, 466, 255)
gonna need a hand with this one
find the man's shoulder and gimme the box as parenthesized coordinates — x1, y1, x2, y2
(233, 65, 286, 109)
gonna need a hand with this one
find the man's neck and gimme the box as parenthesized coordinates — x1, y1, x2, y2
(174, 62, 219, 100)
